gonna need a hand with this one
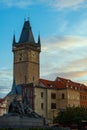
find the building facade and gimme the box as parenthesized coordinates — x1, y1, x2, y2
(34, 78, 80, 122)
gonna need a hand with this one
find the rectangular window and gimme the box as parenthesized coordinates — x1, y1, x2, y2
(51, 103, 56, 109)
(41, 92, 44, 98)
(51, 93, 56, 99)
(62, 93, 65, 99)
(41, 103, 44, 109)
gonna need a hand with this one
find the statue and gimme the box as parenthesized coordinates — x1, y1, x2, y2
(8, 97, 24, 115)
(0, 95, 45, 127)
(0, 89, 45, 128)
(8, 95, 41, 118)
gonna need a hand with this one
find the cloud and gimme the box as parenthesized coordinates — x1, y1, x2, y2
(77, 20, 87, 36)
(50, 0, 85, 10)
(0, 69, 13, 98)
(42, 35, 87, 50)
(0, 0, 87, 9)
(0, 0, 32, 8)
(37, 0, 87, 10)
(41, 35, 87, 85)
(44, 71, 87, 80)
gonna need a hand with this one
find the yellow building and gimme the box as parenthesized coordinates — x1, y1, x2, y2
(34, 78, 80, 122)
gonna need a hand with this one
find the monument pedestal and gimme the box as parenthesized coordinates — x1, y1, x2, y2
(0, 116, 45, 128)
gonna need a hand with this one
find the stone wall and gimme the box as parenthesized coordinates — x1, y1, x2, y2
(0, 116, 44, 128)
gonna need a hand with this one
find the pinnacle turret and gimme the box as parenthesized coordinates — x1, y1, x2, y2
(12, 34, 16, 46)
(38, 34, 41, 46)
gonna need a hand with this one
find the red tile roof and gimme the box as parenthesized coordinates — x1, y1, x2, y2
(40, 78, 67, 89)
(39, 77, 87, 90)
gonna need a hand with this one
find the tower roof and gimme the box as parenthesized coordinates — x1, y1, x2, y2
(18, 20, 35, 44)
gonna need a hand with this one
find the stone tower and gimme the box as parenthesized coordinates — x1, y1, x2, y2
(12, 20, 41, 85)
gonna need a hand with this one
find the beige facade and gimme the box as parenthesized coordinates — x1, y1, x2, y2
(57, 88, 80, 109)
(34, 87, 58, 122)
(34, 86, 80, 122)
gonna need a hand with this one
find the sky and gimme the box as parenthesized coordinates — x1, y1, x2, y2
(1, 0, 87, 98)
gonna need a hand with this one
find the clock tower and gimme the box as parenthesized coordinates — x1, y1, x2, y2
(12, 19, 41, 85)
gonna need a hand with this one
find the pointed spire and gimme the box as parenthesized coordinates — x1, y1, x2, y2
(18, 19, 35, 44)
(12, 34, 16, 46)
(38, 33, 41, 45)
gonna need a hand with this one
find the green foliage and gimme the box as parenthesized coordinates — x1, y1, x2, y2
(54, 107, 87, 125)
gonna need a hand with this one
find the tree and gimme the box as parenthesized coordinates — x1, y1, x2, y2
(54, 107, 87, 126)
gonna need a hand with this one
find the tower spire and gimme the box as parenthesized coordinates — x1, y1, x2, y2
(18, 20, 35, 44)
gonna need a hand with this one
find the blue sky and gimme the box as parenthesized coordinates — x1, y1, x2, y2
(1, 0, 87, 97)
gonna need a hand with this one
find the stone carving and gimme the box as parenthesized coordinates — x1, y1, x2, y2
(8, 96, 41, 118)
(0, 95, 45, 128)
(8, 97, 24, 115)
